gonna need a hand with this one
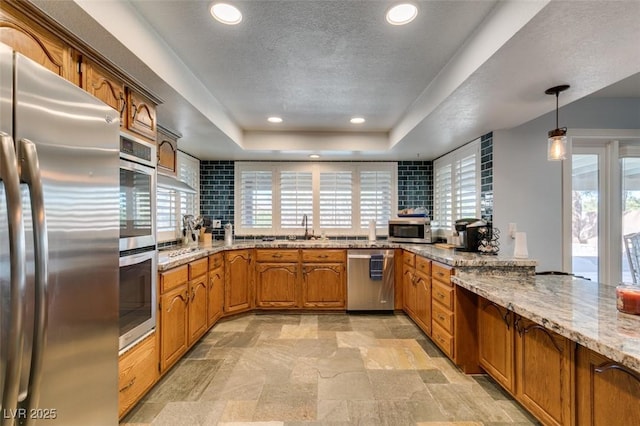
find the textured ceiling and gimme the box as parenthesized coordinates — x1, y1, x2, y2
(31, 0, 640, 160)
(130, 0, 497, 132)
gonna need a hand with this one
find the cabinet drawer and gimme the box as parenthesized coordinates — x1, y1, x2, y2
(256, 249, 299, 263)
(160, 265, 188, 293)
(189, 258, 208, 279)
(415, 256, 431, 276)
(209, 253, 223, 270)
(118, 333, 158, 418)
(432, 263, 452, 283)
(301, 249, 345, 263)
(432, 280, 454, 310)
(432, 302, 454, 334)
(432, 322, 454, 358)
(403, 251, 416, 267)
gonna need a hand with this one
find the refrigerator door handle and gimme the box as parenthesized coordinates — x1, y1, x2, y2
(17, 139, 49, 426)
(0, 133, 27, 426)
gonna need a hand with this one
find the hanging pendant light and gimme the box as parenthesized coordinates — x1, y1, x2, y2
(545, 85, 570, 161)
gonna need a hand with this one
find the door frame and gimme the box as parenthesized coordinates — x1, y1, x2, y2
(562, 129, 640, 284)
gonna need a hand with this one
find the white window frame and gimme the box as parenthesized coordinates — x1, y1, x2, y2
(157, 151, 200, 243)
(562, 129, 640, 285)
(234, 162, 397, 237)
(433, 139, 481, 235)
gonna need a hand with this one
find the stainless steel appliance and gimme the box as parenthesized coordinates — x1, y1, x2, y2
(119, 133, 156, 251)
(1, 45, 119, 425)
(119, 250, 157, 351)
(347, 250, 394, 311)
(455, 218, 489, 252)
(388, 217, 432, 244)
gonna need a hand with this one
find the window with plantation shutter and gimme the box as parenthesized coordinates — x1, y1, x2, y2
(157, 187, 177, 234)
(239, 170, 272, 229)
(156, 151, 201, 242)
(360, 170, 392, 229)
(433, 163, 453, 230)
(433, 139, 480, 233)
(320, 171, 352, 229)
(234, 162, 397, 236)
(456, 152, 478, 219)
(178, 151, 200, 218)
(280, 171, 313, 229)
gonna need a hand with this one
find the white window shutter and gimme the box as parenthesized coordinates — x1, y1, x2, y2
(239, 170, 273, 229)
(320, 171, 352, 229)
(280, 171, 313, 229)
(360, 170, 392, 228)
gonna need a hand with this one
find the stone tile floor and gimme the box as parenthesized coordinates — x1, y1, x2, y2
(121, 313, 539, 425)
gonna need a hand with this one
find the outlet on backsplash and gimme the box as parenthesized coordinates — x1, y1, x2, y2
(213, 220, 222, 228)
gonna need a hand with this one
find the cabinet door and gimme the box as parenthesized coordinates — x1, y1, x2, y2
(0, 5, 76, 83)
(118, 333, 158, 419)
(83, 59, 126, 127)
(224, 250, 252, 314)
(414, 271, 432, 335)
(255, 263, 298, 308)
(576, 346, 640, 426)
(157, 130, 177, 175)
(160, 284, 189, 372)
(301, 263, 345, 309)
(515, 317, 574, 426)
(127, 88, 157, 141)
(188, 274, 208, 346)
(478, 298, 514, 392)
(207, 265, 224, 328)
(402, 264, 416, 316)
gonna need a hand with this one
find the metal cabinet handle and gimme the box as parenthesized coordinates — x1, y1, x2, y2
(119, 377, 137, 393)
(0, 134, 27, 426)
(19, 139, 50, 426)
(318, 254, 329, 259)
(271, 253, 282, 258)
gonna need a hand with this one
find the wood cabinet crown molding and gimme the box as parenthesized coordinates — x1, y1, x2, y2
(3, 0, 163, 104)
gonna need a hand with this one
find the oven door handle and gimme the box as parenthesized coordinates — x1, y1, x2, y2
(119, 250, 157, 267)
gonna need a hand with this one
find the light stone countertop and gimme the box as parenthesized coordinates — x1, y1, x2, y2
(157, 240, 537, 271)
(452, 272, 640, 374)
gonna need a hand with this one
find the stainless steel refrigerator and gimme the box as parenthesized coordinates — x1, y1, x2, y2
(0, 44, 119, 425)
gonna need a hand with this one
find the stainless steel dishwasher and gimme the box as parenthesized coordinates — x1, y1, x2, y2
(347, 250, 394, 312)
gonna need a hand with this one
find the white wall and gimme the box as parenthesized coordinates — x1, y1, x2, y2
(494, 98, 640, 271)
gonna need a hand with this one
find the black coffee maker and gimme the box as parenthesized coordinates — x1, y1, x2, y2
(455, 218, 490, 252)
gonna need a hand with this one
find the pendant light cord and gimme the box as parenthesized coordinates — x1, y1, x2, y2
(555, 91, 559, 129)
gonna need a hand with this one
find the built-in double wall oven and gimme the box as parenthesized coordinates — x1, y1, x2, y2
(119, 132, 157, 351)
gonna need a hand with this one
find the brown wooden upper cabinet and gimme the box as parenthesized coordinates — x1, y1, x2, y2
(0, 2, 78, 84)
(82, 58, 126, 128)
(157, 125, 179, 176)
(126, 88, 157, 142)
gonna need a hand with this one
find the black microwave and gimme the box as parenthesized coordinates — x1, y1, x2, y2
(388, 217, 432, 244)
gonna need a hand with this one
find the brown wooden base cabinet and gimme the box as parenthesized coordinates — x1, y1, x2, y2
(188, 258, 209, 345)
(576, 345, 640, 426)
(478, 296, 575, 426)
(225, 249, 253, 314)
(515, 317, 574, 426)
(118, 333, 158, 419)
(478, 298, 515, 392)
(159, 266, 189, 373)
(301, 249, 346, 309)
(207, 253, 224, 327)
(255, 249, 299, 308)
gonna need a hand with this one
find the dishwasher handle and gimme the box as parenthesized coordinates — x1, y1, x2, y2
(347, 254, 394, 259)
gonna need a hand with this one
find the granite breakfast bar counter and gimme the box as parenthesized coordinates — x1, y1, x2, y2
(452, 272, 640, 425)
(452, 272, 640, 374)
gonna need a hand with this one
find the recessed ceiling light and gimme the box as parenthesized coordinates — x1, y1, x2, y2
(267, 116, 283, 123)
(350, 117, 366, 124)
(210, 3, 243, 25)
(386, 3, 418, 26)
(309, 154, 320, 159)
